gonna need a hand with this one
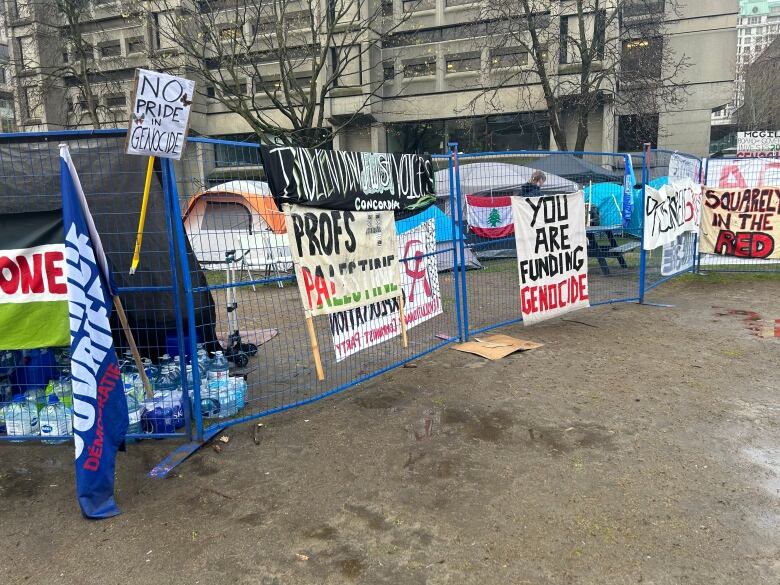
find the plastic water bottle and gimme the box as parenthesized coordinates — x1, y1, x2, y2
(141, 357, 158, 380)
(0, 404, 7, 435)
(231, 377, 247, 411)
(39, 394, 70, 444)
(6, 395, 39, 440)
(24, 387, 46, 412)
(207, 351, 229, 385)
(124, 390, 143, 436)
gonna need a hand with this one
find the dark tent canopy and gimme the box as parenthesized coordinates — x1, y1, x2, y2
(0, 134, 219, 360)
(531, 153, 623, 186)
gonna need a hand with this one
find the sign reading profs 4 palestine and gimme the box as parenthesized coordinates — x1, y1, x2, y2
(126, 69, 195, 160)
(284, 204, 402, 317)
(328, 219, 443, 362)
(261, 146, 436, 212)
(512, 193, 590, 325)
(699, 187, 780, 260)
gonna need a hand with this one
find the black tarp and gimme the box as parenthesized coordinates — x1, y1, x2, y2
(531, 154, 623, 186)
(0, 135, 219, 360)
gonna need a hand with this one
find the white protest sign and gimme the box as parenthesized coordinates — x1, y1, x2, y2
(736, 131, 780, 158)
(512, 193, 590, 326)
(328, 219, 442, 362)
(284, 205, 402, 317)
(668, 153, 701, 182)
(661, 233, 695, 276)
(642, 179, 702, 250)
(126, 69, 195, 159)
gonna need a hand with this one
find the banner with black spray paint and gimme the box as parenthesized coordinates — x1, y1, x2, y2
(284, 205, 402, 317)
(328, 219, 442, 362)
(260, 146, 436, 213)
(643, 179, 702, 250)
(512, 193, 590, 326)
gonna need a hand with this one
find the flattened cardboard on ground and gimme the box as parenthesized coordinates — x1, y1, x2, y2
(451, 334, 543, 360)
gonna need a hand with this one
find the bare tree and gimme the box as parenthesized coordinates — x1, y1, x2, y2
(466, 0, 690, 151)
(8, 0, 138, 129)
(736, 37, 780, 131)
(143, 0, 414, 147)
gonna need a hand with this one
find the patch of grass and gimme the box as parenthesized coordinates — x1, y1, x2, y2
(479, 258, 517, 274)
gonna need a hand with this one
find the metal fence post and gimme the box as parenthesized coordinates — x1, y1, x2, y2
(638, 144, 650, 303)
(446, 144, 464, 342)
(449, 143, 470, 340)
(161, 158, 204, 443)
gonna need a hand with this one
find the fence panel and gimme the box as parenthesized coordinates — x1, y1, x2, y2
(0, 131, 190, 442)
(641, 148, 703, 291)
(437, 149, 642, 337)
(701, 156, 780, 273)
(173, 138, 462, 436)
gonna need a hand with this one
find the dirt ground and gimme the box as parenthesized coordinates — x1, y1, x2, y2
(1, 276, 779, 585)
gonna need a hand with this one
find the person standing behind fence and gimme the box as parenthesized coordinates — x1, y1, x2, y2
(519, 171, 546, 196)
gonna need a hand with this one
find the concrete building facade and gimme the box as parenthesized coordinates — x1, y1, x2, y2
(4, 0, 736, 157)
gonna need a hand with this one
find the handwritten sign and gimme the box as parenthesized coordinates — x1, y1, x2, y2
(126, 69, 195, 159)
(705, 158, 780, 188)
(661, 233, 695, 276)
(260, 146, 436, 212)
(328, 219, 442, 361)
(668, 154, 701, 182)
(512, 193, 590, 325)
(284, 205, 402, 317)
(699, 187, 780, 259)
(643, 179, 702, 250)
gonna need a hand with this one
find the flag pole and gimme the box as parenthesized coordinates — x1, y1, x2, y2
(305, 316, 325, 381)
(112, 296, 153, 399)
(398, 293, 408, 349)
(130, 155, 155, 275)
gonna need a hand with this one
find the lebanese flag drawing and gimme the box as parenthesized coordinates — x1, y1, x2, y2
(466, 195, 514, 238)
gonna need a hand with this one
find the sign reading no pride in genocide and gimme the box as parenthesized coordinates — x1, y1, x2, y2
(699, 187, 780, 259)
(284, 204, 402, 317)
(512, 193, 590, 325)
(126, 69, 195, 159)
(328, 219, 442, 361)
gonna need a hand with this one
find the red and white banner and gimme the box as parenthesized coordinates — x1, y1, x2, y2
(466, 195, 514, 238)
(328, 219, 442, 361)
(512, 193, 590, 325)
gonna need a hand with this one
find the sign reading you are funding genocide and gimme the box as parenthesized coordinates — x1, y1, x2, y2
(126, 69, 195, 159)
(260, 146, 437, 213)
(512, 193, 590, 325)
(284, 204, 402, 317)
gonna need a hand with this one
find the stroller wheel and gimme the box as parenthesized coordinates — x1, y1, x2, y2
(234, 353, 249, 368)
(241, 342, 258, 357)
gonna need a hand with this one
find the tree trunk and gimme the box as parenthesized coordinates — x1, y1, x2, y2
(574, 108, 589, 153)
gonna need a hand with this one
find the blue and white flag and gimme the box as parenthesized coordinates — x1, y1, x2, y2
(622, 155, 635, 228)
(60, 145, 129, 519)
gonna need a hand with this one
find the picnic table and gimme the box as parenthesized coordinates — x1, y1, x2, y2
(586, 226, 640, 275)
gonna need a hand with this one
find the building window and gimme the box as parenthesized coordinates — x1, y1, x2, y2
(23, 86, 42, 120)
(16, 36, 35, 70)
(402, 0, 436, 12)
(206, 86, 215, 98)
(0, 69, 5, 84)
(621, 0, 664, 18)
(99, 40, 122, 58)
(621, 38, 663, 79)
(219, 26, 242, 42)
(331, 45, 362, 87)
(490, 47, 529, 69)
(403, 58, 436, 78)
(0, 45, 8, 60)
(559, 16, 569, 64)
(446, 53, 480, 74)
(618, 114, 659, 151)
(594, 9, 606, 59)
(383, 62, 395, 81)
(255, 77, 283, 94)
(94, 0, 116, 5)
(127, 37, 145, 54)
(105, 93, 126, 108)
(381, 0, 393, 17)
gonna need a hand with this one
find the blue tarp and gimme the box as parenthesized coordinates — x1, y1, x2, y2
(396, 205, 462, 242)
(584, 183, 645, 236)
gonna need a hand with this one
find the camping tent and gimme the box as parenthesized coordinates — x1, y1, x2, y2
(0, 136, 220, 359)
(530, 153, 624, 186)
(434, 161, 579, 199)
(183, 180, 289, 270)
(396, 205, 481, 271)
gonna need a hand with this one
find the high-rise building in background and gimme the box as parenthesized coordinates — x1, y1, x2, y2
(711, 0, 780, 151)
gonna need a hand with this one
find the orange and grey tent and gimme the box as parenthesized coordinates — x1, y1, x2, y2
(183, 180, 289, 268)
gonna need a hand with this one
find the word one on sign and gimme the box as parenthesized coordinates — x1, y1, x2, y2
(512, 193, 590, 325)
(126, 69, 195, 159)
